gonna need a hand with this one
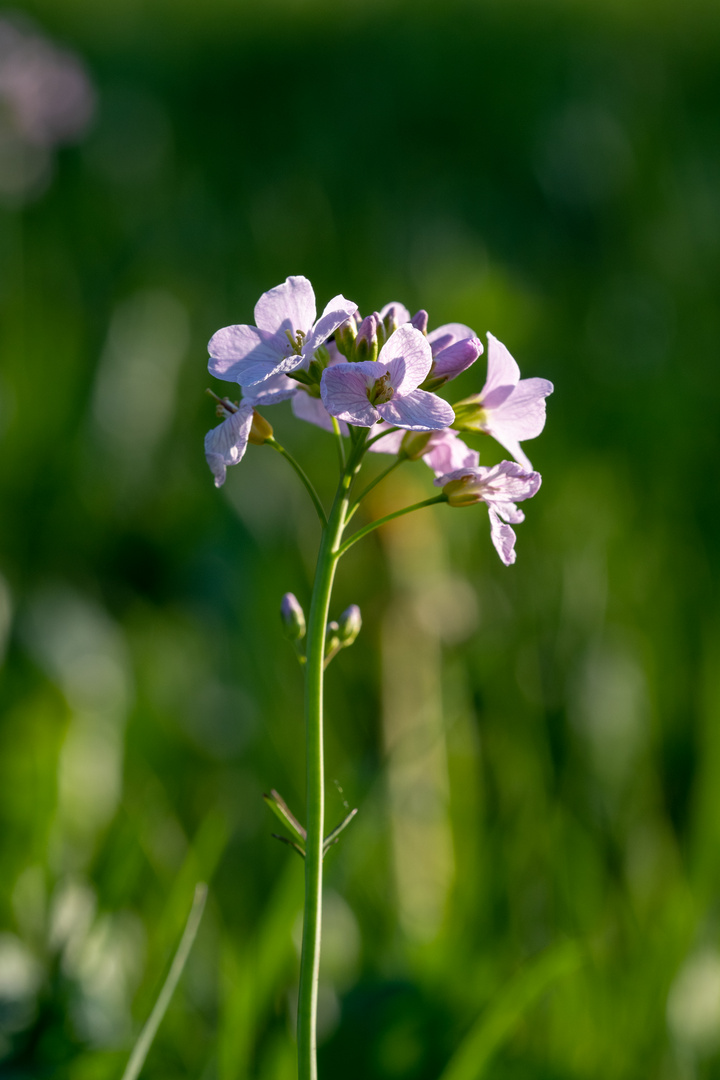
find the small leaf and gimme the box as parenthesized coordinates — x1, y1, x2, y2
(323, 807, 358, 855)
(263, 789, 307, 846)
(271, 833, 305, 859)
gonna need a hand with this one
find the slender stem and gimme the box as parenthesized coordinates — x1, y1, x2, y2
(298, 435, 367, 1080)
(337, 494, 448, 558)
(268, 439, 327, 526)
(331, 417, 346, 471)
(347, 456, 404, 520)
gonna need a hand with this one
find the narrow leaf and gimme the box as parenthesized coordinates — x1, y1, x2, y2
(263, 789, 307, 845)
(323, 807, 358, 854)
(271, 833, 306, 859)
(121, 882, 208, 1080)
(438, 940, 582, 1080)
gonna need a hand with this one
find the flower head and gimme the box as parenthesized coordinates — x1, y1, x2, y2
(208, 275, 357, 388)
(320, 325, 455, 431)
(434, 460, 541, 565)
(452, 333, 553, 470)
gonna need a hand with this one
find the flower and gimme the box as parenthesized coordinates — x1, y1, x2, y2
(204, 401, 254, 488)
(204, 399, 273, 487)
(451, 333, 553, 470)
(369, 424, 479, 474)
(376, 301, 482, 388)
(434, 461, 541, 565)
(208, 275, 357, 388)
(320, 325, 455, 430)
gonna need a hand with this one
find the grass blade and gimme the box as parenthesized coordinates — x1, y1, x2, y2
(438, 939, 582, 1080)
(121, 882, 208, 1080)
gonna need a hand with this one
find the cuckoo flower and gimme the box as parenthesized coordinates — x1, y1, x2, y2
(435, 460, 541, 565)
(208, 275, 357, 388)
(321, 325, 455, 430)
(204, 398, 273, 487)
(204, 401, 254, 488)
(452, 333, 553, 471)
(369, 424, 479, 474)
(376, 301, 481, 388)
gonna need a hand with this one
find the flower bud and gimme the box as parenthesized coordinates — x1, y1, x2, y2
(442, 474, 483, 507)
(353, 314, 379, 363)
(449, 396, 487, 432)
(335, 314, 358, 358)
(410, 309, 428, 335)
(337, 604, 362, 646)
(280, 593, 306, 641)
(399, 430, 433, 461)
(381, 304, 404, 342)
(248, 410, 274, 444)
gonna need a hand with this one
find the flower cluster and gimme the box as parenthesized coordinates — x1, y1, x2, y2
(206, 275, 553, 565)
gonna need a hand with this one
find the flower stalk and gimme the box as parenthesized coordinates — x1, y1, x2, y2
(297, 434, 366, 1080)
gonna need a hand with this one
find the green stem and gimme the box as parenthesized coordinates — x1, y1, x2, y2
(298, 434, 367, 1080)
(331, 417, 346, 471)
(337, 494, 448, 558)
(269, 439, 327, 526)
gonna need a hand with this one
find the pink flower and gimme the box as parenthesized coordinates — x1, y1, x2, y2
(320, 325, 455, 431)
(204, 401, 254, 488)
(369, 424, 479, 473)
(452, 333, 553, 470)
(377, 301, 482, 387)
(208, 275, 357, 387)
(434, 461, 541, 565)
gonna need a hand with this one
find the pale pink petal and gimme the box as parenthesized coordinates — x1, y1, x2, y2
(321, 364, 378, 426)
(488, 507, 518, 565)
(432, 337, 483, 382)
(428, 322, 477, 355)
(292, 391, 349, 435)
(367, 424, 406, 455)
(482, 460, 542, 501)
(379, 301, 412, 326)
(482, 332, 521, 401)
(303, 294, 359, 357)
(378, 389, 455, 431)
(486, 377, 553, 439)
(242, 372, 297, 405)
(423, 430, 479, 474)
(488, 499, 525, 524)
(204, 403, 254, 488)
(380, 325, 433, 393)
(208, 324, 288, 385)
(253, 275, 316, 335)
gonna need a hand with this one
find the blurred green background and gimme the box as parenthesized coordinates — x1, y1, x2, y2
(1, 0, 720, 1077)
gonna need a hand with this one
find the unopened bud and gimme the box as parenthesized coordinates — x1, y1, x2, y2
(281, 593, 306, 641)
(337, 604, 362, 646)
(335, 314, 358, 358)
(399, 430, 433, 460)
(353, 314, 379, 363)
(450, 396, 487, 432)
(248, 410, 274, 444)
(410, 309, 428, 334)
(381, 304, 404, 340)
(442, 475, 482, 507)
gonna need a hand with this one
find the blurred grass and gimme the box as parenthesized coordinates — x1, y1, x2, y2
(1, 0, 720, 1078)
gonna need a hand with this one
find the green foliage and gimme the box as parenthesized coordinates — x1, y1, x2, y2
(1, 1, 720, 1078)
